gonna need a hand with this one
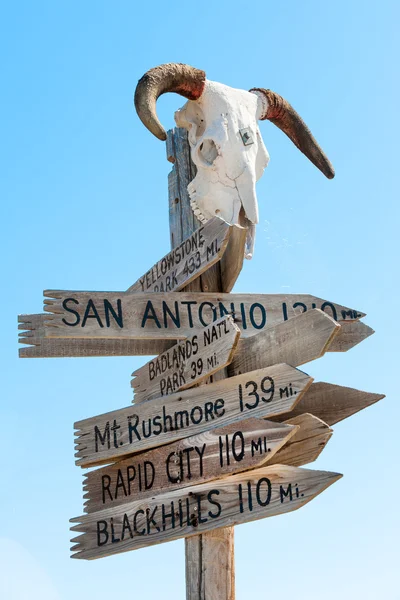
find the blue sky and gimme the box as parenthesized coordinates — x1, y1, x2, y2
(1, 1, 399, 598)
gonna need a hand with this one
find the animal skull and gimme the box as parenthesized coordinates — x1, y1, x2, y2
(174, 81, 269, 257)
(135, 63, 334, 258)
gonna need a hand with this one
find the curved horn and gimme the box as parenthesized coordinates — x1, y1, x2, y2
(135, 63, 206, 141)
(250, 88, 335, 179)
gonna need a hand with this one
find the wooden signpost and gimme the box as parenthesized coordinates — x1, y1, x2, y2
(82, 418, 298, 513)
(18, 310, 374, 358)
(70, 464, 342, 560)
(127, 216, 231, 293)
(82, 413, 333, 515)
(74, 364, 312, 467)
(131, 316, 240, 402)
(18, 124, 385, 600)
(271, 414, 333, 468)
(273, 382, 385, 426)
(43, 290, 364, 340)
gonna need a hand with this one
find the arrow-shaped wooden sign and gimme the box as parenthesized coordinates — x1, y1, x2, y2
(273, 382, 385, 426)
(70, 464, 342, 560)
(270, 414, 333, 468)
(127, 217, 231, 294)
(43, 291, 364, 340)
(229, 308, 340, 377)
(132, 316, 240, 403)
(74, 363, 312, 468)
(82, 418, 298, 514)
(18, 312, 374, 358)
(82, 413, 333, 515)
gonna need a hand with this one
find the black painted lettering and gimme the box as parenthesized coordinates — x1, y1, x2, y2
(163, 301, 181, 328)
(121, 513, 133, 541)
(127, 465, 136, 494)
(256, 477, 271, 506)
(181, 301, 196, 327)
(190, 405, 203, 425)
(104, 299, 123, 328)
(207, 490, 221, 519)
(280, 483, 293, 503)
(144, 461, 155, 490)
(81, 299, 103, 328)
(62, 298, 80, 326)
(174, 410, 189, 430)
(95, 422, 110, 452)
(166, 452, 180, 483)
(199, 302, 217, 327)
(114, 469, 127, 499)
(96, 520, 109, 546)
(194, 443, 206, 476)
(214, 398, 225, 417)
(249, 303, 266, 329)
(110, 517, 120, 543)
(146, 507, 160, 534)
(231, 431, 245, 462)
(197, 495, 208, 524)
(251, 437, 263, 457)
(204, 401, 215, 422)
(127, 414, 141, 442)
(101, 475, 112, 504)
(161, 501, 176, 531)
(141, 301, 161, 329)
(133, 509, 145, 535)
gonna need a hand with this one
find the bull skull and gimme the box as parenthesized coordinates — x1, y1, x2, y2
(135, 63, 334, 258)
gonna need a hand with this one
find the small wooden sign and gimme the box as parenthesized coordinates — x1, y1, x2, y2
(43, 291, 364, 340)
(132, 316, 240, 402)
(70, 464, 342, 560)
(127, 217, 231, 293)
(82, 418, 298, 513)
(229, 309, 340, 377)
(270, 414, 333, 468)
(274, 382, 385, 426)
(74, 364, 312, 468)
(19, 313, 374, 358)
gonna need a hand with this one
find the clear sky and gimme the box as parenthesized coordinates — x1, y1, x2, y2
(1, 1, 399, 598)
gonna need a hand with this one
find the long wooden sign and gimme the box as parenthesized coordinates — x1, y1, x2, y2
(273, 382, 385, 426)
(82, 418, 298, 513)
(270, 414, 333, 468)
(127, 217, 231, 293)
(70, 464, 342, 560)
(229, 309, 340, 377)
(43, 291, 364, 340)
(19, 313, 374, 358)
(132, 316, 240, 403)
(74, 364, 312, 468)
(82, 413, 332, 515)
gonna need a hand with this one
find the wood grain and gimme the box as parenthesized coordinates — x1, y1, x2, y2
(74, 364, 312, 468)
(167, 127, 236, 600)
(272, 382, 385, 426)
(82, 418, 298, 513)
(70, 464, 342, 560)
(328, 320, 374, 352)
(228, 309, 340, 377)
(19, 313, 373, 358)
(131, 316, 240, 403)
(127, 217, 231, 293)
(271, 414, 333, 467)
(43, 290, 365, 340)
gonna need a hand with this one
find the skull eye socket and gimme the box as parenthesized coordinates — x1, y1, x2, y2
(198, 139, 218, 166)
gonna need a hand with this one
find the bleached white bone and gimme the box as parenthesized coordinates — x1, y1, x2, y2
(175, 80, 270, 258)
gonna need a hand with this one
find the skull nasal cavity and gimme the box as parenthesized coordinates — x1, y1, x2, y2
(199, 139, 218, 166)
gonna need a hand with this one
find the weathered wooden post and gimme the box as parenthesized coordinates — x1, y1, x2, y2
(167, 127, 236, 600)
(19, 62, 385, 600)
